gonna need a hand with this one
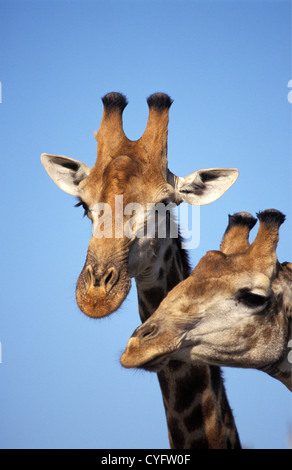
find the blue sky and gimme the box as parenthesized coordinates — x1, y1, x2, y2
(0, 0, 291, 449)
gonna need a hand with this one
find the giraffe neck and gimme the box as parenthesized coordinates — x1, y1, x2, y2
(260, 264, 292, 391)
(135, 235, 241, 449)
(261, 345, 292, 391)
(260, 310, 292, 391)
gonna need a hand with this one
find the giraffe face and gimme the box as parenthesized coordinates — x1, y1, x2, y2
(121, 255, 281, 371)
(73, 156, 177, 318)
(121, 210, 290, 373)
(41, 92, 239, 319)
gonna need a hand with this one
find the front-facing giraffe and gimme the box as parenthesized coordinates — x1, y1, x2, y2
(41, 92, 240, 448)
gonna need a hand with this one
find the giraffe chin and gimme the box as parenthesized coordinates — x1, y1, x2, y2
(76, 276, 131, 318)
(120, 350, 172, 372)
(120, 337, 174, 372)
(137, 353, 172, 372)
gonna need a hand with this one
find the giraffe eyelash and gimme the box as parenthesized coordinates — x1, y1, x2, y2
(75, 200, 90, 217)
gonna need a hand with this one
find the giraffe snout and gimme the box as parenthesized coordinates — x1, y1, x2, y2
(83, 264, 119, 293)
(121, 319, 174, 371)
(120, 322, 161, 369)
(76, 260, 131, 318)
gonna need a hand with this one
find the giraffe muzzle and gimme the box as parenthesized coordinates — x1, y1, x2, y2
(84, 265, 120, 293)
(120, 321, 175, 370)
(76, 262, 131, 318)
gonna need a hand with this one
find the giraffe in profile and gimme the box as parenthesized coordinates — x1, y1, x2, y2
(41, 92, 241, 448)
(122, 209, 292, 392)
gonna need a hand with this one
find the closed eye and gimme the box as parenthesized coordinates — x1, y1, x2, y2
(237, 290, 269, 309)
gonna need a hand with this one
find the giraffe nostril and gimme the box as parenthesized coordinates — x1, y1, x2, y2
(140, 323, 158, 340)
(83, 265, 119, 293)
(84, 265, 94, 289)
(102, 267, 119, 293)
(104, 270, 113, 286)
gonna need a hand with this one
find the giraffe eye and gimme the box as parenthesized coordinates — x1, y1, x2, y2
(237, 290, 269, 308)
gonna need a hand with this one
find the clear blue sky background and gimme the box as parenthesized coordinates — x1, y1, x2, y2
(0, 0, 291, 449)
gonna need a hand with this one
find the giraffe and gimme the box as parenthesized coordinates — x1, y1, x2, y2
(121, 209, 292, 392)
(41, 92, 241, 448)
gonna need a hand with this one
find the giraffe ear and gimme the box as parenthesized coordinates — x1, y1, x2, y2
(41, 153, 91, 197)
(170, 168, 239, 205)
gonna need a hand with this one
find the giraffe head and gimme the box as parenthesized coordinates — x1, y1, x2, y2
(41, 92, 238, 319)
(121, 209, 292, 388)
